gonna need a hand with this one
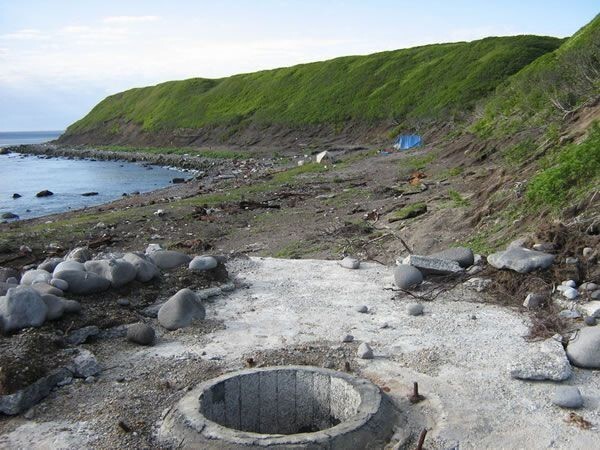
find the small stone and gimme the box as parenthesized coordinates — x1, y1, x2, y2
(565, 257, 578, 265)
(62, 299, 82, 314)
(188, 256, 218, 272)
(71, 349, 101, 378)
(552, 386, 583, 409)
(559, 309, 581, 319)
(158, 288, 205, 330)
(84, 376, 96, 384)
(340, 256, 360, 269)
(563, 280, 577, 288)
(592, 290, 600, 300)
(523, 293, 546, 309)
(126, 323, 155, 346)
(122, 252, 160, 282)
(567, 327, 600, 368)
(406, 303, 424, 316)
(582, 247, 593, 258)
(342, 334, 354, 343)
(357, 343, 374, 359)
(35, 190, 53, 197)
(50, 278, 69, 291)
(584, 316, 596, 326)
(12, 193, 21, 199)
(532, 243, 555, 252)
(41, 294, 65, 320)
(65, 247, 92, 263)
(402, 254, 463, 275)
(579, 282, 598, 292)
(149, 250, 191, 270)
(37, 257, 64, 272)
(117, 299, 130, 307)
(65, 325, 99, 345)
(356, 305, 368, 313)
(463, 277, 492, 292)
(470, 314, 477, 320)
(562, 287, 579, 300)
(393, 264, 423, 289)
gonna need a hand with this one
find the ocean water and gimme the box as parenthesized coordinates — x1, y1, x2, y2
(0, 150, 189, 221)
(0, 130, 63, 148)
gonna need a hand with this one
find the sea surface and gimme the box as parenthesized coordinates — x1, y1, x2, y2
(0, 132, 189, 220)
(0, 130, 63, 148)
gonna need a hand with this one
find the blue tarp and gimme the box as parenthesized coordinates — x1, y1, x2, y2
(393, 134, 422, 150)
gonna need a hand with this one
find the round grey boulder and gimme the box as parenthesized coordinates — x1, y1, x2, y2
(584, 316, 596, 326)
(84, 259, 137, 288)
(50, 278, 69, 291)
(341, 256, 360, 269)
(428, 247, 474, 268)
(63, 299, 82, 314)
(357, 342, 374, 359)
(37, 257, 64, 273)
(20, 269, 52, 286)
(31, 282, 63, 297)
(356, 305, 368, 313)
(158, 288, 205, 331)
(53, 270, 110, 295)
(127, 323, 156, 346)
(342, 334, 354, 343)
(406, 303, 424, 316)
(65, 247, 92, 263)
(0, 286, 48, 333)
(393, 264, 423, 289)
(566, 327, 600, 368)
(41, 293, 65, 321)
(552, 386, 583, 409)
(122, 252, 160, 282)
(189, 256, 218, 272)
(53, 260, 85, 276)
(149, 250, 191, 270)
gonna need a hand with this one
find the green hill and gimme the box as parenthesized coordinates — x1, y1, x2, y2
(61, 35, 561, 146)
(473, 14, 600, 137)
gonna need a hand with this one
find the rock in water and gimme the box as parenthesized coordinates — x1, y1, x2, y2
(35, 190, 53, 197)
(0, 287, 48, 333)
(566, 327, 600, 369)
(0, 212, 18, 220)
(126, 323, 156, 346)
(406, 303, 424, 316)
(158, 288, 205, 330)
(508, 336, 572, 381)
(552, 386, 583, 409)
(188, 256, 218, 272)
(487, 247, 554, 273)
(357, 343, 374, 359)
(340, 256, 360, 269)
(122, 252, 160, 282)
(428, 247, 474, 268)
(52, 270, 110, 295)
(149, 250, 191, 270)
(393, 265, 423, 289)
(20, 269, 52, 286)
(84, 259, 137, 288)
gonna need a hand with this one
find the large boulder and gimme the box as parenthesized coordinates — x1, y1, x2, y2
(0, 287, 48, 333)
(402, 255, 463, 275)
(41, 293, 65, 321)
(428, 247, 474, 268)
(30, 282, 64, 297)
(158, 288, 205, 330)
(189, 256, 218, 272)
(340, 256, 360, 270)
(84, 259, 137, 288)
(393, 264, 423, 289)
(488, 247, 554, 273)
(566, 327, 600, 369)
(65, 247, 92, 263)
(37, 257, 64, 273)
(53, 260, 85, 276)
(20, 269, 52, 286)
(52, 270, 110, 295)
(122, 252, 160, 282)
(149, 250, 191, 270)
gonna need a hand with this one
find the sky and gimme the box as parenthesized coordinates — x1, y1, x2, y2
(0, 1, 598, 131)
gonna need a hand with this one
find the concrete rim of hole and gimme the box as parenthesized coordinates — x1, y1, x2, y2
(159, 365, 397, 449)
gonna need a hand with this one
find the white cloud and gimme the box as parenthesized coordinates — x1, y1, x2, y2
(0, 29, 45, 40)
(102, 15, 159, 24)
(61, 25, 92, 34)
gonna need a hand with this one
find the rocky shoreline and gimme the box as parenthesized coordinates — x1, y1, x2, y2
(5, 143, 217, 171)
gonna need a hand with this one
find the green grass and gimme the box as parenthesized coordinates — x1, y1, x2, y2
(398, 153, 437, 178)
(448, 190, 470, 207)
(64, 35, 560, 140)
(472, 14, 600, 137)
(391, 202, 427, 220)
(97, 145, 247, 159)
(526, 123, 600, 209)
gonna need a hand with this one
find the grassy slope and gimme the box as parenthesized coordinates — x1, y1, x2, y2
(473, 14, 600, 137)
(64, 35, 560, 139)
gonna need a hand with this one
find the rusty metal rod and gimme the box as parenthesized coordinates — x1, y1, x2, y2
(416, 428, 427, 450)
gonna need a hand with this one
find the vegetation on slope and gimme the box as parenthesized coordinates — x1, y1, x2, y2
(64, 35, 560, 140)
(473, 14, 600, 137)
